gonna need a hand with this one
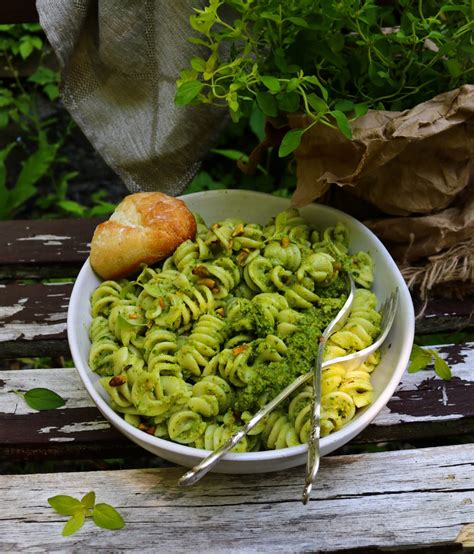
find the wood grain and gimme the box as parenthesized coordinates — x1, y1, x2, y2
(0, 342, 472, 461)
(0, 443, 472, 552)
(0, 218, 103, 279)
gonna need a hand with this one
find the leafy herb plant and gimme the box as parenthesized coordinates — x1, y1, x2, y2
(408, 344, 452, 380)
(176, 0, 473, 156)
(48, 491, 125, 536)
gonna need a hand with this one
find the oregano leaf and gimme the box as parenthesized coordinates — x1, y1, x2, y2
(353, 103, 369, 118)
(261, 75, 280, 93)
(175, 81, 204, 106)
(48, 495, 83, 516)
(279, 128, 304, 157)
(432, 351, 452, 381)
(332, 110, 352, 140)
(92, 503, 125, 530)
(407, 344, 432, 373)
(287, 16, 309, 28)
(81, 491, 96, 511)
(307, 93, 328, 113)
(24, 388, 65, 411)
(256, 91, 278, 117)
(277, 92, 300, 113)
(62, 511, 85, 537)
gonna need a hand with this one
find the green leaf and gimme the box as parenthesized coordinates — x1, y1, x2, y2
(278, 128, 304, 157)
(44, 84, 60, 101)
(407, 344, 432, 373)
(190, 57, 206, 72)
(286, 78, 300, 93)
(307, 93, 328, 113)
(256, 91, 278, 117)
(354, 103, 369, 118)
(249, 106, 266, 141)
(81, 491, 96, 510)
(62, 511, 85, 537)
(261, 75, 280, 93)
(444, 59, 462, 78)
(48, 495, 83, 516)
(24, 388, 66, 411)
(57, 200, 86, 217)
(433, 352, 452, 381)
(175, 80, 204, 106)
(277, 92, 300, 113)
(211, 148, 247, 161)
(92, 503, 125, 530)
(0, 111, 8, 128)
(260, 11, 281, 23)
(332, 110, 352, 140)
(334, 99, 354, 112)
(287, 16, 309, 28)
(19, 40, 33, 59)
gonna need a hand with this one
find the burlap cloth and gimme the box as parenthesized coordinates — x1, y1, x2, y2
(37, 1, 473, 304)
(36, 0, 225, 196)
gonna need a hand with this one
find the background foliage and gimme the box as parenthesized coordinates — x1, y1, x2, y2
(0, 24, 291, 221)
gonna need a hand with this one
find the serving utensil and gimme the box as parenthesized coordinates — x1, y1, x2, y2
(178, 286, 399, 489)
(302, 274, 355, 504)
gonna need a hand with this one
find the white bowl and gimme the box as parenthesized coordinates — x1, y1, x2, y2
(68, 190, 414, 473)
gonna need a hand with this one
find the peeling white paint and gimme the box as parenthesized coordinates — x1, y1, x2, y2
(38, 421, 109, 435)
(441, 384, 448, 407)
(44, 241, 62, 246)
(18, 298, 28, 304)
(0, 304, 25, 319)
(59, 421, 110, 433)
(49, 437, 75, 442)
(45, 313, 67, 322)
(0, 322, 67, 341)
(16, 234, 71, 241)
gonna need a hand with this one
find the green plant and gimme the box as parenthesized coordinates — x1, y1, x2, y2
(0, 24, 116, 220)
(184, 103, 295, 196)
(176, 0, 473, 156)
(408, 343, 452, 380)
(48, 491, 125, 536)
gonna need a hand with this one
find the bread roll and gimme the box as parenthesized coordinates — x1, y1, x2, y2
(90, 192, 196, 279)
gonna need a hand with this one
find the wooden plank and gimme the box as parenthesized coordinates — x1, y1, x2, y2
(0, 443, 473, 552)
(0, 282, 71, 358)
(0, 218, 103, 279)
(0, 0, 38, 23)
(0, 342, 472, 461)
(416, 296, 473, 334)
(1, 280, 471, 359)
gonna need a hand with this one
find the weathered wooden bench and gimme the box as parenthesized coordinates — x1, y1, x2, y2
(0, 217, 473, 553)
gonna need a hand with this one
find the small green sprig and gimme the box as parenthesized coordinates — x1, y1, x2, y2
(175, 0, 473, 156)
(48, 492, 125, 537)
(408, 344, 452, 380)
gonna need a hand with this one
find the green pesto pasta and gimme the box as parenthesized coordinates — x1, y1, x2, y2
(88, 208, 381, 452)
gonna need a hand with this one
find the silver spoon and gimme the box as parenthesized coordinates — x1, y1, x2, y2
(179, 286, 398, 488)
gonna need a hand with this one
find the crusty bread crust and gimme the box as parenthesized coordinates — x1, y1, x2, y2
(90, 192, 196, 279)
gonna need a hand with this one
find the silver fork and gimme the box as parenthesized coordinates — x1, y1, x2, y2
(302, 274, 355, 504)
(302, 286, 399, 504)
(178, 286, 399, 489)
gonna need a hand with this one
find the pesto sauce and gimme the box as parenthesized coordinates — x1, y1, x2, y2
(234, 305, 339, 413)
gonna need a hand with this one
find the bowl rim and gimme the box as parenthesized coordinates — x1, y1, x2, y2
(68, 189, 415, 463)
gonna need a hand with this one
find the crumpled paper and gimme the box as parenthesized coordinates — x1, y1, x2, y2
(291, 85, 474, 215)
(283, 85, 474, 266)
